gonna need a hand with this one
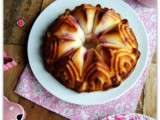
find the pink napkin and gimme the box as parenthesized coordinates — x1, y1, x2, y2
(104, 113, 154, 120)
(15, 1, 157, 120)
(3, 52, 17, 71)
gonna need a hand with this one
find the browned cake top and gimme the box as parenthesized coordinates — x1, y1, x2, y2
(43, 4, 140, 92)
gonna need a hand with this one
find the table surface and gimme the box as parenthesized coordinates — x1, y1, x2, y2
(4, 0, 157, 119)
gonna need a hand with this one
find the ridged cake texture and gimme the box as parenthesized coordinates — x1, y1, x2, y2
(43, 4, 140, 92)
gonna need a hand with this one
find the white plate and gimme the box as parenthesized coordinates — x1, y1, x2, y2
(28, 0, 148, 105)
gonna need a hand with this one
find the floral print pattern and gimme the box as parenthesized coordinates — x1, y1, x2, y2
(103, 113, 154, 120)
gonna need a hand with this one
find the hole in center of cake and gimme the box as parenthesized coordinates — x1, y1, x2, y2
(84, 34, 98, 49)
(83, 40, 97, 49)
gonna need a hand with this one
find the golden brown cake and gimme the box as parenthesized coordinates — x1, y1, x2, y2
(43, 4, 140, 92)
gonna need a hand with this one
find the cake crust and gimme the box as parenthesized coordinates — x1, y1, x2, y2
(43, 4, 140, 92)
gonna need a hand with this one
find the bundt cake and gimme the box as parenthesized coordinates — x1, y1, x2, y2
(43, 4, 140, 92)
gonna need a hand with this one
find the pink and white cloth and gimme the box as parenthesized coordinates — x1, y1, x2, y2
(15, 0, 157, 120)
(3, 52, 17, 71)
(104, 113, 154, 120)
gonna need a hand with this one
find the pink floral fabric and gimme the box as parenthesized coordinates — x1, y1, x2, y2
(3, 52, 17, 71)
(15, 1, 157, 120)
(104, 113, 154, 120)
